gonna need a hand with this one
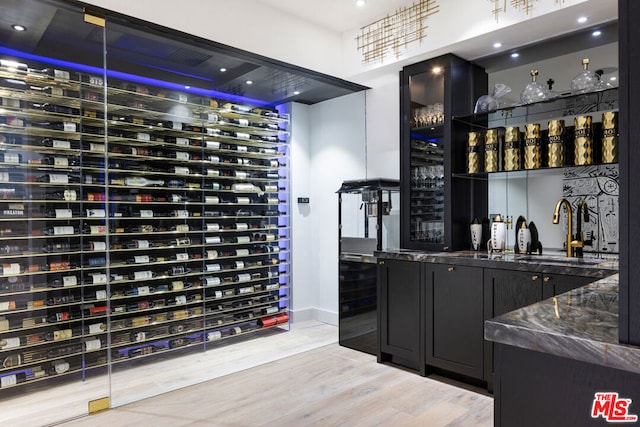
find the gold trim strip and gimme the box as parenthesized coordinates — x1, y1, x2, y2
(88, 397, 110, 414)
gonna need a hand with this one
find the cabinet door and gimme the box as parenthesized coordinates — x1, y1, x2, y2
(484, 268, 543, 388)
(400, 54, 488, 251)
(378, 259, 422, 371)
(425, 263, 484, 379)
(542, 274, 595, 299)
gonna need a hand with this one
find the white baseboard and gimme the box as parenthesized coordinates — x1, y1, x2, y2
(289, 307, 338, 326)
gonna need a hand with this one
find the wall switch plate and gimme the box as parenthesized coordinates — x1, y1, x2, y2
(297, 197, 310, 204)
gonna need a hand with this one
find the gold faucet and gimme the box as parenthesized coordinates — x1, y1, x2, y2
(552, 198, 573, 257)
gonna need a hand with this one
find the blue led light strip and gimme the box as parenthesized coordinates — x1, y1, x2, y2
(0, 45, 270, 107)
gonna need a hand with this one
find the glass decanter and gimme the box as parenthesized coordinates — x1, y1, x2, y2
(520, 69, 549, 104)
(570, 58, 598, 93)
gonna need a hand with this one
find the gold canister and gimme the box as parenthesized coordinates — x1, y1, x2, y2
(524, 123, 542, 169)
(484, 129, 500, 172)
(503, 126, 521, 171)
(574, 115, 593, 165)
(547, 119, 565, 168)
(467, 131, 481, 174)
(601, 111, 618, 163)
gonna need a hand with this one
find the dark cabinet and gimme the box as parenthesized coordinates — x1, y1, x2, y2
(378, 259, 423, 372)
(425, 263, 485, 380)
(400, 54, 487, 251)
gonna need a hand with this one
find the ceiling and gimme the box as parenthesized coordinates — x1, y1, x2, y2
(253, 0, 412, 33)
(0, 0, 369, 106)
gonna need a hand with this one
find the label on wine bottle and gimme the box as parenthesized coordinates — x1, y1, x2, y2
(0, 173, 8, 182)
(206, 250, 218, 259)
(0, 301, 16, 311)
(265, 234, 276, 242)
(238, 286, 253, 294)
(174, 210, 189, 218)
(139, 209, 154, 218)
(1, 374, 17, 387)
(85, 339, 101, 351)
(175, 295, 187, 305)
(236, 158, 250, 165)
(235, 261, 245, 269)
(235, 249, 250, 257)
(2, 263, 20, 275)
(133, 255, 150, 264)
(174, 224, 189, 232)
(3, 153, 20, 164)
(235, 171, 248, 179)
(205, 196, 219, 204)
(54, 361, 70, 373)
(236, 145, 248, 152)
(95, 290, 107, 299)
(49, 174, 69, 184)
(50, 139, 70, 149)
(207, 156, 220, 164)
(213, 290, 222, 299)
(53, 226, 75, 236)
(265, 283, 279, 290)
(235, 223, 249, 231)
(135, 240, 150, 249)
(89, 323, 104, 334)
(205, 236, 221, 244)
(53, 329, 73, 340)
(134, 271, 153, 280)
(90, 241, 106, 251)
(207, 169, 220, 176)
(175, 253, 189, 261)
(174, 167, 190, 175)
(86, 209, 105, 218)
(54, 209, 73, 220)
(137, 286, 150, 295)
(265, 306, 279, 314)
(171, 281, 184, 290)
(61, 275, 77, 287)
(266, 198, 279, 205)
(236, 236, 251, 244)
(204, 264, 220, 273)
(206, 223, 220, 231)
(137, 133, 150, 141)
(236, 273, 251, 282)
(89, 143, 104, 152)
(207, 331, 222, 341)
(205, 140, 220, 149)
(53, 69, 70, 81)
(176, 137, 189, 145)
(62, 189, 77, 201)
(89, 225, 107, 235)
(63, 122, 77, 132)
(53, 157, 68, 167)
(90, 273, 108, 284)
(175, 152, 190, 161)
(205, 277, 221, 286)
(235, 132, 250, 140)
(235, 197, 250, 204)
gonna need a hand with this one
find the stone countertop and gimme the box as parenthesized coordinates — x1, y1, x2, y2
(484, 274, 640, 374)
(375, 249, 618, 278)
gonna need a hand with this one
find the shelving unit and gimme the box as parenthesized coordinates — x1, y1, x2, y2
(0, 59, 290, 390)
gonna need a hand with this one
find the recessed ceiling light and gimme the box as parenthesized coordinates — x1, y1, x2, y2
(245, 80, 253, 85)
(432, 66, 442, 74)
(511, 52, 520, 58)
(610, 76, 617, 81)
(592, 30, 602, 37)
(219, 68, 227, 72)
(356, 0, 366, 7)
(294, 91, 300, 95)
(493, 42, 502, 48)
(577, 16, 588, 23)
(184, 85, 190, 89)
(11, 24, 26, 32)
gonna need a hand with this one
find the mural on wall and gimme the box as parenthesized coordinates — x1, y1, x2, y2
(488, 0, 566, 22)
(562, 164, 619, 254)
(355, 0, 440, 64)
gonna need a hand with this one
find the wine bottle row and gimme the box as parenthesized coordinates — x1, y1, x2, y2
(0, 57, 289, 391)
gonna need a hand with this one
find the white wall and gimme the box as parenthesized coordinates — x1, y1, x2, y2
(307, 92, 367, 325)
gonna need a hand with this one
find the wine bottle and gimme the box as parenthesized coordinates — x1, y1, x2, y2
(87, 273, 108, 284)
(42, 242, 73, 253)
(127, 255, 156, 264)
(45, 294, 77, 306)
(126, 240, 153, 249)
(36, 174, 80, 184)
(128, 270, 156, 280)
(83, 224, 108, 235)
(0, 152, 22, 164)
(0, 372, 27, 388)
(31, 120, 78, 132)
(170, 224, 190, 232)
(50, 275, 78, 288)
(125, 286, 155, 296)
(42, 225, 79, 236)
(123, 177, 165, 187)
(167, 180, 186, 188)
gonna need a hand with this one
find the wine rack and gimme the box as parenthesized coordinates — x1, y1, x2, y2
(0, 59, 290, 390)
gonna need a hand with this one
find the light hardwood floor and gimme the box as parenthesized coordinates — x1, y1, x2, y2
(57, 343, 494, 427)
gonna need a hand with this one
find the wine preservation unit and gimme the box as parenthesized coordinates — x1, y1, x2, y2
(0, 59, 290, 391)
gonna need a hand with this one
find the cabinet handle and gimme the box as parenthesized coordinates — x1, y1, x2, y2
(543, 276, 551, 282)
(443, 246, 450, 251)
(531, 275, 539, 281)
(448, 267, 455, 272)
(379, 261, 385, 265)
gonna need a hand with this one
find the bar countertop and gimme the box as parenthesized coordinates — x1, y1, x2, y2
(377, 249, 634, 373)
